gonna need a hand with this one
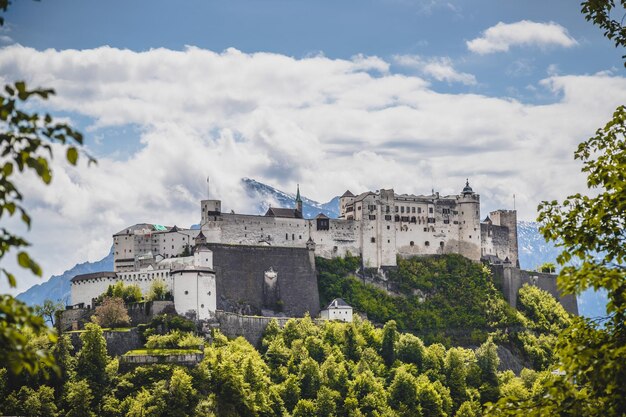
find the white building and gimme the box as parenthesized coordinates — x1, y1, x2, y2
(320, 298, 353, 322)
(71, 234, 217, 321)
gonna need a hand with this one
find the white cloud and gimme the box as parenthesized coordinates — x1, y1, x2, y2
(467, 20, 578, 55)
(393, 54, 477, 85)
(0, 45, 624, 293)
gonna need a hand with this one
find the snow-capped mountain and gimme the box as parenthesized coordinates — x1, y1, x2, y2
(242, 178, 340, 218)
(16, 178, 606, 318)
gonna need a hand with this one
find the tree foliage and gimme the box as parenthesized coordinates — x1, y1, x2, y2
(93, 297, 131, 328)
(487, 88, 626, 417)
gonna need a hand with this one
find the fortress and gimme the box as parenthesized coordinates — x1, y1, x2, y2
(200, 180, 519, 269)
(70, 180, 577, 322)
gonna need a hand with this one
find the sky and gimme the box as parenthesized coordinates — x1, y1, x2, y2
(1, 0, 625, 294)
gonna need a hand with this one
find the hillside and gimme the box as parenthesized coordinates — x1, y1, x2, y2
(317, 253, 572, 370)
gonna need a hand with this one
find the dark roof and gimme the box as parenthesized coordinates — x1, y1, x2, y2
(71, 271, 117, 283)
(264, 207, 303, 219)
(483, 216, 492, 224)
(170, 225, 179, 232)
(462, 179, 473, 195)
(315, 213, 329, 219)
(341, 190, 355, 198)
(326, 298, 351, 309)
(170, 267, 214, 275)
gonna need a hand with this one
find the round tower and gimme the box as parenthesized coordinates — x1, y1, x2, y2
(457, 179, 481, 261)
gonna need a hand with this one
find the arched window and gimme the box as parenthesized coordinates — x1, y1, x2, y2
(410, 241, 414, 246)
(425, 241, 430, 247)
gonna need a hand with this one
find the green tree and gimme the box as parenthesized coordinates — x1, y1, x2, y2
(147, 279, 170, 301)
(34, 299, 65, 326)
(0, 1, 93, 376)
(380, 320, 398, 367)
(165, 368, 198, 417)
(444, 348, 468, 411)
(389, 366, 419, 414)
(537, 262, 556, 273)
(93, 296, 131, 328)
(476, 337, 499, 403)
(0, 294, 57, 374)
(581, 0, 626, 66)
(396, 333, 426, 371)
(63, 379, 96, 417)
(76, 322, 110, 396)
(292, 399, 317, 417)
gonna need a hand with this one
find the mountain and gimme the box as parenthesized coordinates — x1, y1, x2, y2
(17, 178, 606, 317)
(17, 248, 114, 306)
(242, 178, 340, 218)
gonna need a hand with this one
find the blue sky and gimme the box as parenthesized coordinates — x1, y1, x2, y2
(1, 0, 625, 293)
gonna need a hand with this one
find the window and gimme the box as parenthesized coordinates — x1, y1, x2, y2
(386, 206, 390, 213)
(385, 215, 392, 221)
(286, 233, 289, 240)
(357, 206, 361, 210)
(424, 227, 428, 232)
(184, 290, 189, 295)
(371, 237, 376, 243)
(369, 215, 376, 220)
(401, 206, 405, 213)
(387, 225, 390, 230)
(443, 219, 450, 224)
(425, 241, 430, 246)
(292, 234, 295, 240)
(440, 241, 444, 247)
(395, 206, 399, 213)
(428, 217, 436, 223)
(418, 207, 422, 213)
(442, 208, 450, 214)
(412, 207, 416, 213)
(429, 207, 433, 213)
(201, 304, 205, 308)
(410, 241, 414, 246)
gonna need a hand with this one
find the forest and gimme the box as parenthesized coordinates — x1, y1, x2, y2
(0, 254, 573, 417)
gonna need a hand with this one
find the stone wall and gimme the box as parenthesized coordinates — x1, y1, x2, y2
(68, 327, 142, 357)
(491, 264, 578, 315)
(207, 243, 320, 318)
(215, 310, 292, 347)
(127, 301, 175, 325)
(119, 352, 203, 371)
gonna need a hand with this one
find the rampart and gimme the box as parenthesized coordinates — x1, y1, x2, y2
(68, 327, 142, 356)
(214, 310, 292, 347)
(491, 264, 578, 315)
(207, 243, 320, 317)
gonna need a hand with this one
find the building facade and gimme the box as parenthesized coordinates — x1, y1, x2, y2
(200, 180, 519, 269)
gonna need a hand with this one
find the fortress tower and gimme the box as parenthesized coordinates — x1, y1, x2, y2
(457, 180, 481, 260)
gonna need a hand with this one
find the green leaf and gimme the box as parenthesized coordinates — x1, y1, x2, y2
(66, 147, 78, 165)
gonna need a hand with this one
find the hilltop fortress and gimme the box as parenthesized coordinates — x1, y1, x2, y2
(70, 180, 577, 322)
(200, 180, 518, 269)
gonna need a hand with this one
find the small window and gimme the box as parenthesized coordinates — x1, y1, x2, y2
(369, 215, 376, 220)
(440, 241, 444, 247)
(201, 304, 205, 308)
(395, 206, 399, 213)
(184, 290, 189, 295)
(425, 241, 430, 247)
(429, 207, 433, 214)
(401, 206, 405, 213)
(371, 237, 376, 243)
(208, 291, 211, 296)
(387, 225, 390, 230)
(286, 233, 289, 240)
(410, 241, 414, 246)
(412, 207, 416, 213)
